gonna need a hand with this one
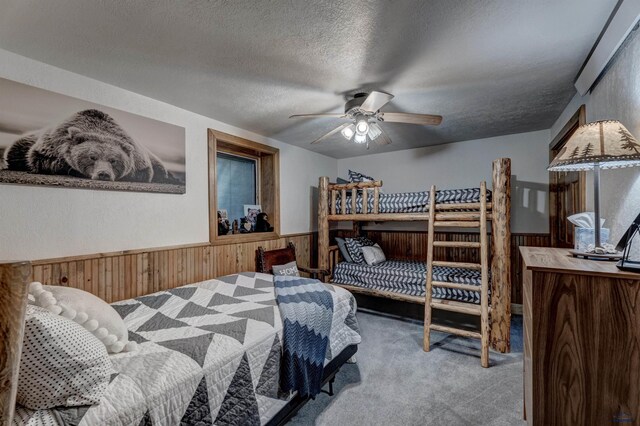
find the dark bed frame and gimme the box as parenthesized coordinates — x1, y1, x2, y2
(266, 344, 358, 426)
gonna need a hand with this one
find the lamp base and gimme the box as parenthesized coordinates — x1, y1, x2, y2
(616, 260, 640, 272)
(570, 249, 622, 261)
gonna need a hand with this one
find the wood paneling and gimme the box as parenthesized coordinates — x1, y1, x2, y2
(334, 230, 550, 305)
(27, 233, 315, 304)
(522, 247, 640, 425)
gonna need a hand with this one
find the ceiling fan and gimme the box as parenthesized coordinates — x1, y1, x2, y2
(289, 91, 442, 148)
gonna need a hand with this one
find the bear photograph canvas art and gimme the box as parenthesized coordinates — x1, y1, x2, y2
(0, 78, 185, 194)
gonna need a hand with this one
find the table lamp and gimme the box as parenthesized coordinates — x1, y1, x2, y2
(548, 120, 640, 259)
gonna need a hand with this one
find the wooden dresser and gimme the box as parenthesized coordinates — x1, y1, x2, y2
(520, 247, 640, 426)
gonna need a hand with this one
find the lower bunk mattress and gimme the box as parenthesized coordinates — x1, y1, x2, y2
(332, 259, 485, 304)
(14, 272, 361, 426)
(334, 187, 491, 214)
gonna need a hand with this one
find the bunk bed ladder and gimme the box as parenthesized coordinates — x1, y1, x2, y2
(423, 181, 491, 368)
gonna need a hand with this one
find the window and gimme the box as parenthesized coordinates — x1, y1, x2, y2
(216, 152, 258, 224)
(208, 129, 280, 244)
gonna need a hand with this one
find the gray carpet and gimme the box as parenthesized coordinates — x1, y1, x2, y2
(288, 311, 525, 426)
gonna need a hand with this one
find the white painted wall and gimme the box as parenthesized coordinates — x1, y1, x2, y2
(336, 130, 551, 234)
(551, 28, 640, 252)
(0, 49, 336, 261)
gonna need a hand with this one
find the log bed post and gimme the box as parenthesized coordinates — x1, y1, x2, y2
(490, 158, 511, 353)
(318, 177, 330, 280)
(0, 261, 32, 425)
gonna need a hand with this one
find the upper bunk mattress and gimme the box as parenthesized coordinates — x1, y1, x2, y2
(13, 273, 361, 426)
(334, 187, 491, 214)
(332, 259, 485, 304)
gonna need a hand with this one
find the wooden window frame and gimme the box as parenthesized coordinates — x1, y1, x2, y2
(208, 129, 280, 245)
(549, 104, 587, 247)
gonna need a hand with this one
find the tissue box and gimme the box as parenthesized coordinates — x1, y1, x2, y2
(575, 227, 610, 252)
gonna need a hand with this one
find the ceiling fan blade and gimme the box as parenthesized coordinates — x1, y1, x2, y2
(360, 91, 394, 113)
(378, 112, 442, 126)
(375, 127, 392, 145)
(289, 113, 347, 119)
(310, 123, 352, 145)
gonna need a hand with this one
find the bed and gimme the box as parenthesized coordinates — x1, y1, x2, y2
(334, 187, 492, 214)
(332, 260, 485, 304)
(12, 272, 361, 426)
(317, 158, 513, 359)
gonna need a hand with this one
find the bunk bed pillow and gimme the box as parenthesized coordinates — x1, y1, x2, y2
(345, 237, 376, 264)
(335, 237, 354, 263)
(348, 170, 375, 183)
(336, 177, 352, 196)
(17, 305, 111, 410)
(362, 244, 387, 266)
(28, 282, 138, 354)
(272, 261, 300, 277)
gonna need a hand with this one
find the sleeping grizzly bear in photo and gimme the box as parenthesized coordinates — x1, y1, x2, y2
(4, 109, 174, 183)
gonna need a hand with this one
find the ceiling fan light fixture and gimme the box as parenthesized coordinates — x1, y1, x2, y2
(292, 90, 442, 147)
(354, 133, 367, 144)
(355, 115, 369, 135)
(341, 124, 355, 140)
(367, 123, 382, 140)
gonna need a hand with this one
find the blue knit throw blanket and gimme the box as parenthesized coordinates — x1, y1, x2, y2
(273, 275, 334, 397)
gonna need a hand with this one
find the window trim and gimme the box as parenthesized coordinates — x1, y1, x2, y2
(208, 129, 280, 245)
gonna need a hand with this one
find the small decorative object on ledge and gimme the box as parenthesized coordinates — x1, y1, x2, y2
(239, 217, 252, 233)
(217, 210, 230, 236)
(548, 120, 640, 260)
(243, 204, 261, 229)
(255, 212, 274, 233)
(616, 211, 640, 272)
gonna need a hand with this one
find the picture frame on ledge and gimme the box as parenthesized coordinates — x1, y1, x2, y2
(243, 204, 261, 229)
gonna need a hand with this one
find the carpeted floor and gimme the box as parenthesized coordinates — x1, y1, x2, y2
(288, 311, 525, 426)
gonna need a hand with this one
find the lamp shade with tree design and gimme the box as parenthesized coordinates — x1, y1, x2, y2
(548, 120, 640, 257)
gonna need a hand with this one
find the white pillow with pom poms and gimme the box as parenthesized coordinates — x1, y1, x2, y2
(29, 282, 137, 354)
(18, 305, 111, 409)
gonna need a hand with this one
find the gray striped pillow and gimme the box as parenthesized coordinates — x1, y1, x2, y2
(348, 170, 374, 183)
(345, 237, 377, 264)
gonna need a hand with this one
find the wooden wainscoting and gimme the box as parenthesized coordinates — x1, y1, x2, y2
(28, 233, 316, 304)
(333, 229, 549, 305)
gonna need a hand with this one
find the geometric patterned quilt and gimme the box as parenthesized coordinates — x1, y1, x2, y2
(13, 272, 361, 426)
(334, 187, 492, 214)
(333, 260, 486, 304)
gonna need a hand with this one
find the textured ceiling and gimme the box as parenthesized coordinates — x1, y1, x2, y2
(0, 0, 617, 158)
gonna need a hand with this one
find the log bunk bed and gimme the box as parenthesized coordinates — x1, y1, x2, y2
(317, 158, 512, 367)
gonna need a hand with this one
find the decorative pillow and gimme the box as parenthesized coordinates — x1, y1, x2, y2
(29, 282, 137, 354)
(362, 244, 387, 266)
(335, 237, 354, 263)
(345, 237, 377, 264)
(17, 305, 112, 410)
(272, 261, 300, 277)
(336, 177, 353, 197)
(348, 170, 375, 183)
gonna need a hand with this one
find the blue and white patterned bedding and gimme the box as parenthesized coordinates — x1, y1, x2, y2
(13, 273, 361, 426)
(334, 188, 491, 214)
(333, 260, 485, 304)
